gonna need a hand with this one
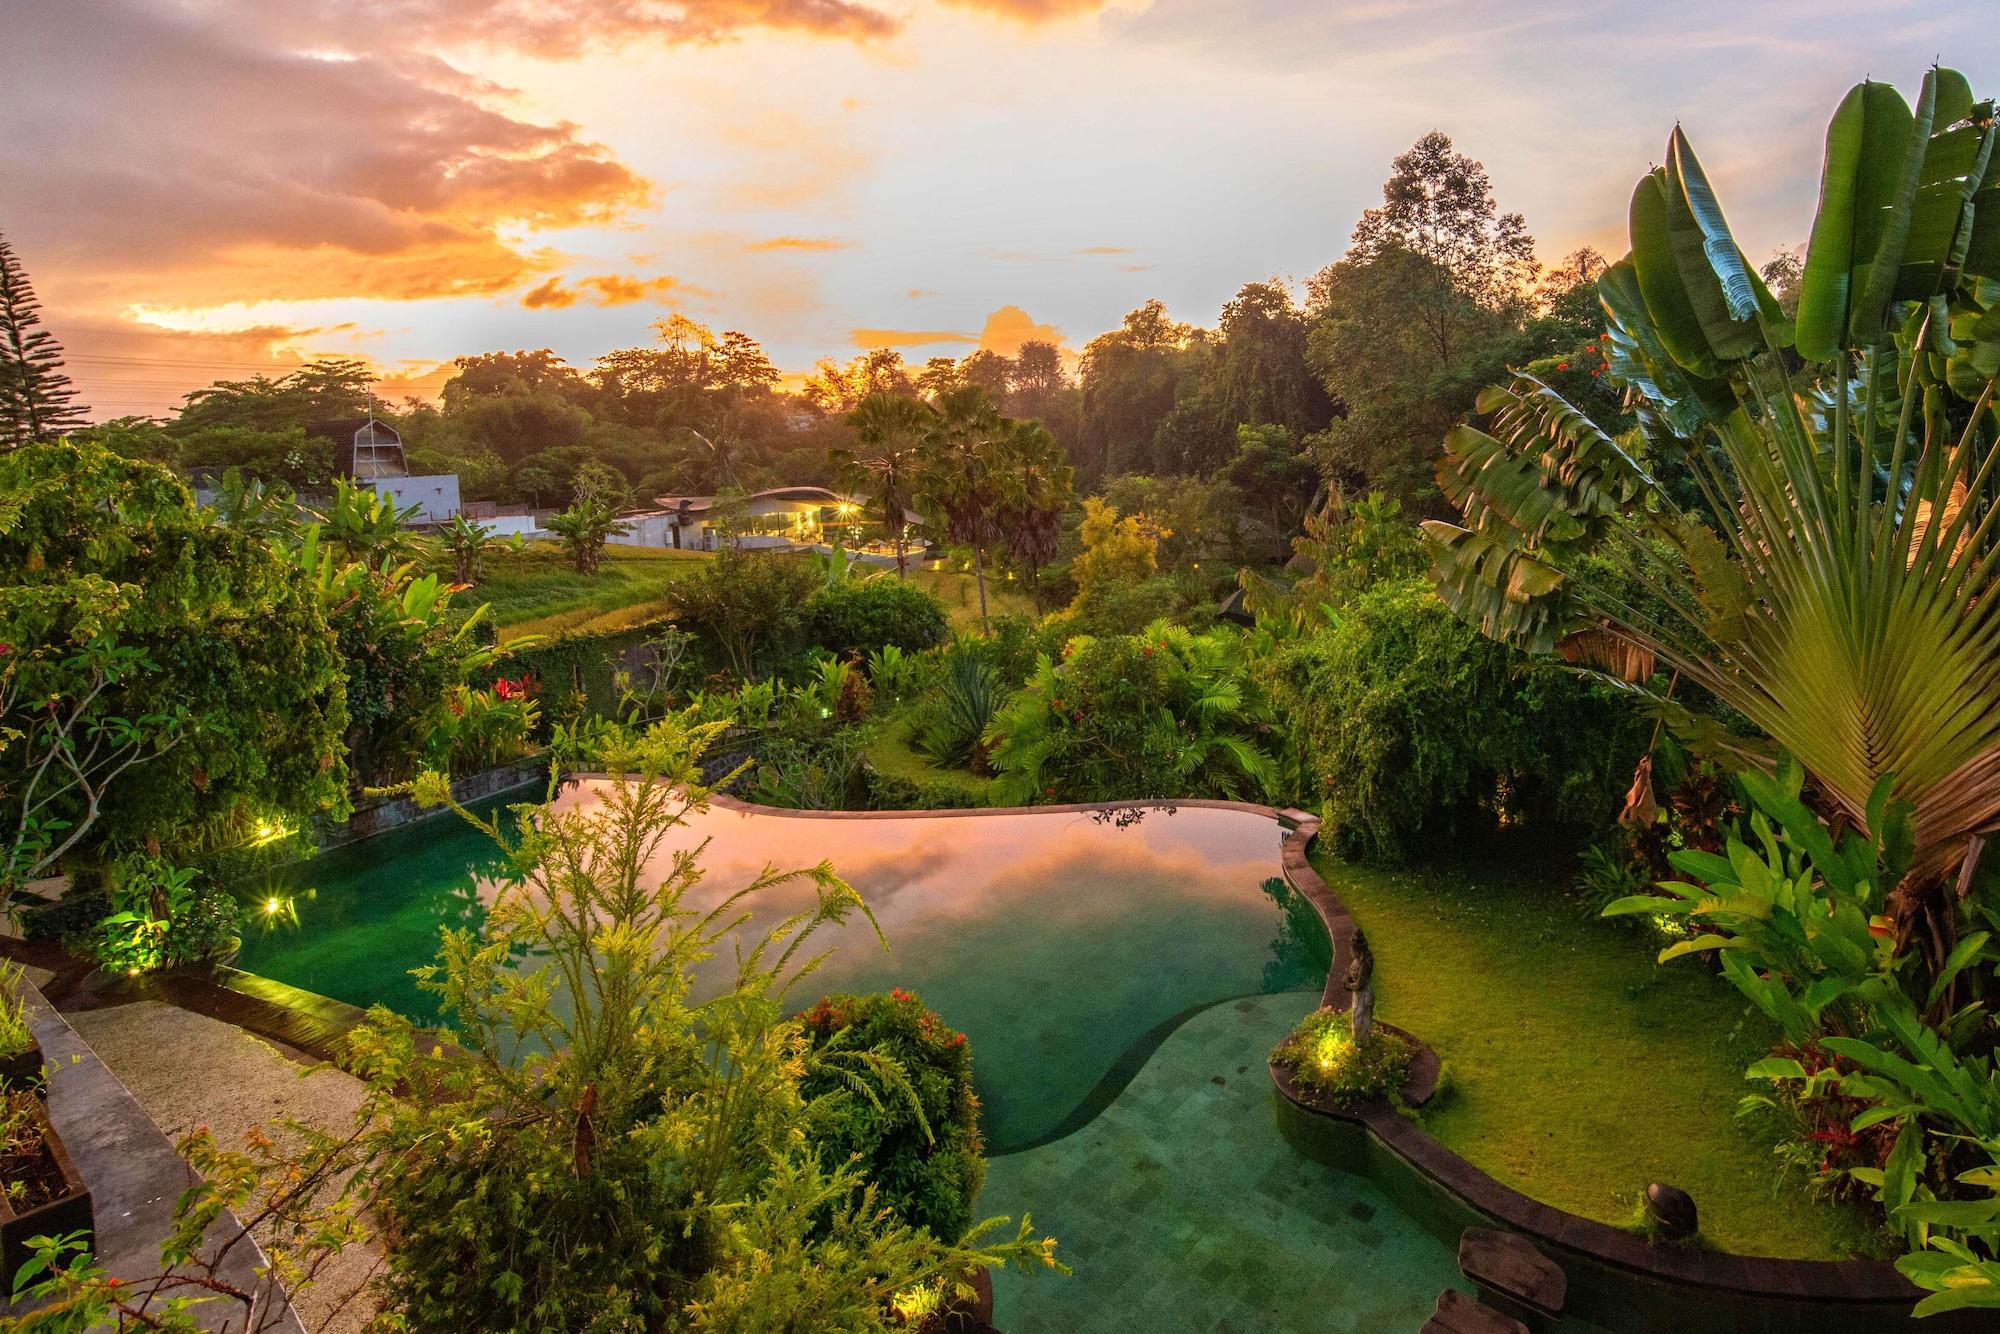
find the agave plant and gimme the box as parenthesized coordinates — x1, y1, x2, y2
(1426, 68, 2000, 977)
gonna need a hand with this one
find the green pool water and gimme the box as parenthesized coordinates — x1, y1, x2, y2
(238, 786, 1330, 1152)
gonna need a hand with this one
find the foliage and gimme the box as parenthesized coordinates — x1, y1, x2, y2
(7, 1120, 372, 1332)
(1605, 756, 2000, 1312)
(745, 727, 872, 810)
(663, 548, 821, 678)
(1270, 1007, 1416, 1105)
(311, 478, 424, 570)
(0, 442, 350, 868)
(544, 497, 631, 574)
(1268, 578, 1643, 862)
(347, 717, 1060, 1330)
(801, 988, 985, 1243)
(808, 577, 950, 659)
(986, 622, 1278, 805)
(0, 232, 88, 445)
(438, 514, 506, 584)
(837, 392, 930, 577)
(0, 961, 32, 1064)
(1426, 67, 2000, 996)
(911, 649, 1006, 771)
(425, 680, 541, 773)
(92, 854, 240, 975)
(296, 526, 500, 790)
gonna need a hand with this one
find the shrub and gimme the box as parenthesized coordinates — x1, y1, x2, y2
(1267, 578, 1643, 862)
(1269, 1008, 1415, 1106)
(986, 622, 1277, 805)
(800, 989, 985, 1242)
(911, 651, 1006, 771)
(808, 578, 948, 659)
(0, 963, 33, 1064)
(663, 549, 820, 679)
(92, 854, 243, 974)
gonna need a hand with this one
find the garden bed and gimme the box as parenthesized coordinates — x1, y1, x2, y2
(1307, 839, 1883, 1261)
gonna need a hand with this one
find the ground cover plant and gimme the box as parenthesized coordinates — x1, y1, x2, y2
(1269, 1007, 1415, 1106)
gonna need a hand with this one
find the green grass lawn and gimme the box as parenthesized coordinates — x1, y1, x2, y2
(908, 565, 1037, 631)
(863, 712, 1000, 803)
(467, 543, 711, 641)
(1311, 841, 1888, 1261)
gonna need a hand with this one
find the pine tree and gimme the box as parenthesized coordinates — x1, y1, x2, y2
(0, 233, 89, 446)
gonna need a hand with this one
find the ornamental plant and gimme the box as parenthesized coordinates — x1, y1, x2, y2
(800, 988, 986, 1243)
(1270, 1007, 1416, 1106)
(343, 712, 1060, 1331)
(987, 621, 1278, 806)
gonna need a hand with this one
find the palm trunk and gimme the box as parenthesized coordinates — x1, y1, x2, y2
(972, 543, 989, 633)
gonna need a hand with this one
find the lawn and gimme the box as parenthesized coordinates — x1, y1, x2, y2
(907, 564, 1037, 631)
(863, 712, 999, 803)
(1311, 841, 1888, 1262)
(467, 543, 711, 641)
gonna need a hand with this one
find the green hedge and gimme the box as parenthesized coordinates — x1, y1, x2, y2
(1268, 578, 1644, 862)
(807, 579, 949, 658)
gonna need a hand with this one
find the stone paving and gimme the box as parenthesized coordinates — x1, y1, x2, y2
(982, 991, 1472, 1333)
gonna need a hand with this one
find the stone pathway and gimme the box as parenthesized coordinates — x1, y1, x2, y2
(65, 1002, 384, 1334)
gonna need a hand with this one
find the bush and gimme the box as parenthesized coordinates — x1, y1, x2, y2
(1269, 1008, 1415, 1106)
(1267, 578, 1643, 862)
(662, 549, 820, 679)
(910, 650, 1006, 771)
(800, 989, 985, 1242)
(808, 579, 948, 659)
(986, 622, 1277, 805)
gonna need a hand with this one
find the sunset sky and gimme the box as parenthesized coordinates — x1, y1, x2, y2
(5, 0, 1993, 418)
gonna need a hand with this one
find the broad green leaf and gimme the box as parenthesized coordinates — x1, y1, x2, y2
(1850, 72, 1935, 343)
(1745, 1056, 1808, 1081)
(1630, 169, 1720, 376)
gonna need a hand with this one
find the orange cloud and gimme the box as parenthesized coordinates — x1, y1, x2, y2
(521, 274, 691, 308)
(938, 0, 1107, 20)
(275, 0, 902, 57)
(746, 236, 857, 253)
(1076, 245, 1135, 255)
(848, 328, 978, 349)
(975, 305, 1064, 356)
(6, 4, 652, 312)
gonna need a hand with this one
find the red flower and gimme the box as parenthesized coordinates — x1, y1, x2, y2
(1557, 362, 1570, 371)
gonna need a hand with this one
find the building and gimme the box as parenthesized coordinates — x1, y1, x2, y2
(307, 417, 461, 525)
(619, 486, 885, 552)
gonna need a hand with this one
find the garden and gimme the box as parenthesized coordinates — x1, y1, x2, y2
(0, 57, 1998, 1334)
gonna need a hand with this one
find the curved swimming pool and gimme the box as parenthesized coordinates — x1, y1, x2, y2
(238, 785, 1331, 1152)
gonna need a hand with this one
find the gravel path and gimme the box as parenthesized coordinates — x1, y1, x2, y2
(65, 1001, 385, 1333)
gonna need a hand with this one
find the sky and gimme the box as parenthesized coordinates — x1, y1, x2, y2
(3, 0, 1993, 419)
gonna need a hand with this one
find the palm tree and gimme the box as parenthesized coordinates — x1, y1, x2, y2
(439, 513, 501, 584)
(920, 385, 1008, 631)
(994, 419, 1073, 600)
(835, 392, 931, 578)
(1426, 68, 2000, 977)
(546, 498, 631, 574)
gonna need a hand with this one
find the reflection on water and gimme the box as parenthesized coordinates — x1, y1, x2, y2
(238, 786, 1328, 1151)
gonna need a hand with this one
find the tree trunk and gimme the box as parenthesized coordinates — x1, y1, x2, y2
(972, 543, 989, 633)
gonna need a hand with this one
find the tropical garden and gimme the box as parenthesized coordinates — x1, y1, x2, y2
(0, 54, 1997, 1331)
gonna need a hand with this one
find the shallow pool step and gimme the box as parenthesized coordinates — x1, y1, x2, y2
(1456, 1226, 1567, 1326)
(1421, 1288, 1528, 1334)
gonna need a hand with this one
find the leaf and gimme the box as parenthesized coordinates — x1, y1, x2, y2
(1600, 894, 1684, 919)
(1745, 1056, 1808, 1081)
(1797, 83, 1871, 360)
(1667, 126, 1783, 336)
(1658, 934, 1744, 963)
(1928, 931, 1991, 1008)
(1629, 169, 1720, 376)
(1850, 72, 1935, 344)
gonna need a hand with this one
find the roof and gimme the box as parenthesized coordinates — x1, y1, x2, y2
(307, 417, 406, 480)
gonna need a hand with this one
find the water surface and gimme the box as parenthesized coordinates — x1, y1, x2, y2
(239, 786, 1328, 1151)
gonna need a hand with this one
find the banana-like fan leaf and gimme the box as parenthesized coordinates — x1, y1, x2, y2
(1850, 71, 1938, 344)
(1630, 169, 1721, 377)
(1896, 83, 1994, 300)
(1599, 258, 1732, 438)
(1798, 81, 1915, 358)
(1666, 127, 1793, 345)
(1423, 521, 1573, 654)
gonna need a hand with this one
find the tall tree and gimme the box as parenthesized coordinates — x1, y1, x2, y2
(993, 417, 1073, 597)
(1307, 133, 1541, 510)
(0, 233, 89, 445)
(921, 385, 1008, 630)
(835, 392, 932, 578)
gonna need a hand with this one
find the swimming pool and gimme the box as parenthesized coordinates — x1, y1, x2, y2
(238, 784, 1332, 1152)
